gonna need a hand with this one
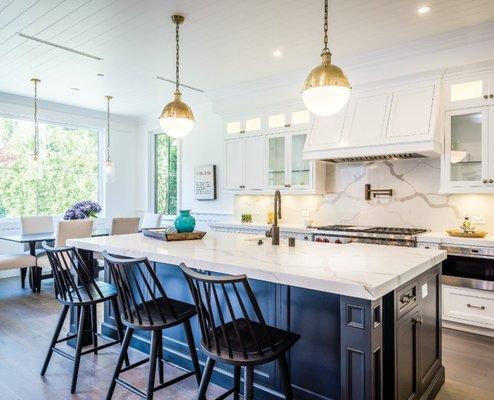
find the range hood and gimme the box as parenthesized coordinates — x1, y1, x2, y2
(303, 79, 442, 163)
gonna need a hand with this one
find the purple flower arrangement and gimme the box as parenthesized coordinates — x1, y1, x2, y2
(63, 201, 102, 220)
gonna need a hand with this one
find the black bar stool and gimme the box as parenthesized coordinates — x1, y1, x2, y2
(40, 242, 128, 394)
(103, 252, 202, 400)
(179, 263, 301, 400)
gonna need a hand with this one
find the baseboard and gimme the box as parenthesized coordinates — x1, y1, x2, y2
(443, 320, 494, 337)
(420, 365, 445, 400)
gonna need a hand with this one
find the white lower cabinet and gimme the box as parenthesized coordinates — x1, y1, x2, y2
(443, 285, 494, 328)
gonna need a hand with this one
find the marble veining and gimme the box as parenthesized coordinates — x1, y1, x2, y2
(68, 231, 446, 301)
(234, 158, 494, 232)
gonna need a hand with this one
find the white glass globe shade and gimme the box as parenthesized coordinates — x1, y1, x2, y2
(159, 116, 195, 139)
(302, 85, 351, 116)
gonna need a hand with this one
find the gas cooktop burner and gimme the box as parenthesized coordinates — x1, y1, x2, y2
(316, 225, 429, 236)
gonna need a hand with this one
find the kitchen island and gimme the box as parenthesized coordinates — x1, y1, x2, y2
(68, 232, 447, 400)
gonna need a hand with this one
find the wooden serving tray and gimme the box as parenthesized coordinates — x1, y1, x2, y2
(143, 228, 206, 241)
(446, 229, 488, 238)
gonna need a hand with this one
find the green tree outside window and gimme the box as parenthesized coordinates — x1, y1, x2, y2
(154, 133, 177, 215)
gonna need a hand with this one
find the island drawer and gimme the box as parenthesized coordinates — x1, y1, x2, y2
(396, 280, 419, 321)
(443, 285, 494, 328)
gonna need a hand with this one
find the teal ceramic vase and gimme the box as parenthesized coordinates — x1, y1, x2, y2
(174, 210, 196, 233)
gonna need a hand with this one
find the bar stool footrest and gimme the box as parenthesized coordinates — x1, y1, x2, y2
(153, 370, 195, 391)
(51, 347, 75, 361)
(119, 357, 150, 373)
(80, 339, 120, 355)
(215, 387, 235, 400)
(115, 378, 147, 399)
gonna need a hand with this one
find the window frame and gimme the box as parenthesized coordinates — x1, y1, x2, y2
(149, 130, 181, 218)
(0, 111, 104, 218)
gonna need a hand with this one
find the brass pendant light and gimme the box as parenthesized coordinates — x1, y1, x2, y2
(302, 0, 351, 116)
(159, 15, 195, 139)
(31, 78, 41, 167)
(104, 95, 115, 182)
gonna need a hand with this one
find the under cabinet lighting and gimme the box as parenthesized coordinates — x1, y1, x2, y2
(273, 50, 283, 57)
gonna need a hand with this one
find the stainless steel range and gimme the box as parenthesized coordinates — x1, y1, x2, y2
(312, 225, 429, 247)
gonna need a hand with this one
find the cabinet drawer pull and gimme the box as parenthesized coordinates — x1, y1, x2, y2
(484, 94, 489, 99)
(284, 184, 291, 188)
(483, 179, 488, 184)
(490, 179, 494, 184)
(284, 123, 291, 128)
(490, 94, 494, 99)
(400, 294, 416, 305)
(467, 303, 485, 310)
(412, 316, 423, 325)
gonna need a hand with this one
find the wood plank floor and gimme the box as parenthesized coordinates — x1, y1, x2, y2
(1, 276, 493, 400)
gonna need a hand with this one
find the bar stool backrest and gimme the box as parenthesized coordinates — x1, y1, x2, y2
(179, 263, 276, 360)
(41, 241, 103, 303)
(103, 252, 179, 326)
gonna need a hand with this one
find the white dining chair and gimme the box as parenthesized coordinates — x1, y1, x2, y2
(141, 213, 162, 229)
(0, 254, 37, 288)
(110, 217, 140, 235)
(18, 216, 54, 288)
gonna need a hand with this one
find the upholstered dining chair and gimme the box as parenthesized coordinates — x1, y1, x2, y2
(0, 253, 37, 286)
(110, 217, 140, 235)
(140, 213, 163, 229)
(19, 215, 54, 287)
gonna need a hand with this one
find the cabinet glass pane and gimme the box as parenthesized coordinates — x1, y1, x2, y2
(450, 81, 483, 102)
(245, 118, 261, 131)
(268, 136, 286, 186)
(291, 110, 310, 125)
(450, 112, 482, 182)
(269, 114, 286, 128)
(226, 121, 241, 134)
(291, 134, 310, 186)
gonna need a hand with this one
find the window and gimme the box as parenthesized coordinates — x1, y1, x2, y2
(0, 116, 99, 217)
(154, 133, 178, 215)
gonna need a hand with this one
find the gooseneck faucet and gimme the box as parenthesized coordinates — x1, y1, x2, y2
(271, 190, 282, 245)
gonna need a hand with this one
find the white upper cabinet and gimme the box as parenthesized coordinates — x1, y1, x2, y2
(444, 73, 492, 109)
(267, 109, 311, 134)
(225, 115, 263, 137)
(384, 84, 436, 143)
(303, 78, 441, 161)
(225, 136, 265, 191)
(342, 92, 390, 147)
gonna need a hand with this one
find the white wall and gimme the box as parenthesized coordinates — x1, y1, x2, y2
(0, 92, 140, 278)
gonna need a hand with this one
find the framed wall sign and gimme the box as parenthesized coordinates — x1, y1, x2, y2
(194, 165, 217, 200)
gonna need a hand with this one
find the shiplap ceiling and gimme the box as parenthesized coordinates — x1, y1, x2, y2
(1, 0, 494, 117)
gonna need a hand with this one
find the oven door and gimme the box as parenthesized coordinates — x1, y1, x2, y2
(442, 254, 494, 291)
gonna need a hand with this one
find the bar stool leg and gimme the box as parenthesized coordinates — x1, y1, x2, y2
(278, 354, 294, 400)
(40, 305, 69, 376)
(197, 357, 215, 400)
(20, 267, 27, 288)
(244, 366, 254, 400)
(110, 297, 129, 366)
(71, 305, 87, 394)
(91, 304, 98, 354)
(146, 330, 160, 400)
(233, 365, 241, 400)
(184, 319, 201, 385)
(157, 332, 164, 384)
(106, 327, 133, 400)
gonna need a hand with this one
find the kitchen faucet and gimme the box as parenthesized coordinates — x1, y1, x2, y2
(270, 190, 282, 245)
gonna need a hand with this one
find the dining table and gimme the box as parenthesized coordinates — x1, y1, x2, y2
(0, 228, 110, 293)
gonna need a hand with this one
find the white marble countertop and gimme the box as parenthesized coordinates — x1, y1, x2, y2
(68, 231, 446, 301)
(418, 232, 494, 247)
(209, 221, 313, 234)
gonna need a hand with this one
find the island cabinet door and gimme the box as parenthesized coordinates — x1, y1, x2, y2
(417, 270, 442, 394)
(396, 311, 419, 400)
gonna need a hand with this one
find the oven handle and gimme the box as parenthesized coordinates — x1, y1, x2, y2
(440, 245, 494, 259)
(442, 275, 494, 292)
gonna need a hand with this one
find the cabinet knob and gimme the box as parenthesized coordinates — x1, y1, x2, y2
(412, 316, 423, 325)
(284, 123, 291, 128)
(490, 179, 494, 184)
(284, 184, 291, 188)
(490, 94, 494, 98)
(484, 94, 489, 99)
(483, 179, 488, 184)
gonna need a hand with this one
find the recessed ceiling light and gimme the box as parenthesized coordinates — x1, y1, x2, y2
(417, 5, 431, 14)
(71, 87, 80, 91)
(273, 50, 283, 57)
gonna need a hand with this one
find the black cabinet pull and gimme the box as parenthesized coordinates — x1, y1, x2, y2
(484, 94, 489, 99)
(490, 94, 494, 98)
(284, 123, 291, 128)
(467, 303, 485, 310)
(412, 316, 423, 325)
(400, 294, 416, 305)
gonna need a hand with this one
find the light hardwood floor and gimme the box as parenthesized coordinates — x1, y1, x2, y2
(0, 276, 493, 400)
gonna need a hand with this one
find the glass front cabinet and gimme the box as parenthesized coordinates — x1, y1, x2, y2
(442, 107, 494, 192)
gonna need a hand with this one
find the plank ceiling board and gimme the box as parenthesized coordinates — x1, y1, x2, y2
(0, 0, 493, 117)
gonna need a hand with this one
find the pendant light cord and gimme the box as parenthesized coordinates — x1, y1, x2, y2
(106, 96, 111, 162)
(322, 0, 331, 57)
(175, 20, 180, 93)
(33, 79, 39, 157)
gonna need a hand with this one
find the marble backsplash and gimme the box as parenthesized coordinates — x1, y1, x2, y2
(234, 158, 494, 232)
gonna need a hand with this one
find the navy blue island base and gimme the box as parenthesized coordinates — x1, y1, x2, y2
(96, 261, 445, 400)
